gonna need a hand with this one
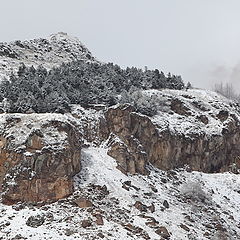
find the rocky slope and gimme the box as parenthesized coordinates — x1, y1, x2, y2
(0, 147, 239, 240)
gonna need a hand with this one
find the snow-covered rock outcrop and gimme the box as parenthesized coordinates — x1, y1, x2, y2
(0, 113, 82, 204)
(0, 32, 98, 81)
(1, 88, 240, 205)
(0, 106, 106, 204)
(106, 89, 240, 174)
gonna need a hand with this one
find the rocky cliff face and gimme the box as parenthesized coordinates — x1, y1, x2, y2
(0, 33, 240, 207)
(105, 89, 240, 174)
(0, 105, 108, 204)
(0, 114, 82, 204)
(0, 89, 239, 205)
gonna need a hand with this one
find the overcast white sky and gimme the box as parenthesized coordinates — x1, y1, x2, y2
(1, 0, 240, 90)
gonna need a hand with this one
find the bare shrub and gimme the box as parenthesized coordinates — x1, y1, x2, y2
(180, 181, 210, 203)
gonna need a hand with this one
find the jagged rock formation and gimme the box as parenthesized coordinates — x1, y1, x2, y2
(105, 105, 148, 175)
(0, 32, 98, 81)
(105, 89, 240, 174)
(0, 105, 108, 204)
(0, 114, 82, 204)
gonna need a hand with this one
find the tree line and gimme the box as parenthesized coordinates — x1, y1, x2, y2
(0, 61, 185, 114)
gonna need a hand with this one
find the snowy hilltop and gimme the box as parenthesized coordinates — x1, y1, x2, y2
(0, 32, 98, 81)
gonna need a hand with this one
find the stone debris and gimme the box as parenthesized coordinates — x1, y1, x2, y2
(26, 215, 45, 228)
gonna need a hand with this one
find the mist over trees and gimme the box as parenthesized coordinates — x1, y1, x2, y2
(0, 61, 185, 114)
(214, 82, 239, 100)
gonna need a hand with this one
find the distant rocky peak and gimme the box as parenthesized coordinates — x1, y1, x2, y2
(0, 32, 99, 81)
(47, 32, 94, 60)
(49, 32, 80, 43)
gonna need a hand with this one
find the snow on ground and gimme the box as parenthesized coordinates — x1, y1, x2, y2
(0, 113, 72, 150)
(0, 145, 239, 240)
(0, 105, 104, 151)
(142, 89, 240, 137)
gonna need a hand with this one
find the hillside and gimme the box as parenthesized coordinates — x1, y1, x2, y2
(0, 146, 239, 240)
(0, 34, 239, 240)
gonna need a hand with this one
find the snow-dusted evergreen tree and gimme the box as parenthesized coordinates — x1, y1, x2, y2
(120, 87, 158, 116)
(186, 81, 192, 90)
(0, 60, 186, 113)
